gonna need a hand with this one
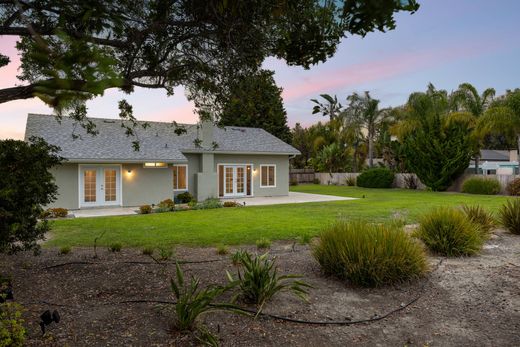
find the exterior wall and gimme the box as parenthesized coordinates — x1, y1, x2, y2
(121, 163, 174, 206)
(48, 163, 79, 209)
(214, 154, 290, 197)
(185, 153, 201, 198)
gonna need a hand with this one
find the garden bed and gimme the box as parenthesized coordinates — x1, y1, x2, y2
(2, 230, 520, 346)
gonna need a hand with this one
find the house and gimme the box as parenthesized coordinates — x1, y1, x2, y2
(467, 149, 519, 175)
(24, 114, 300, 209)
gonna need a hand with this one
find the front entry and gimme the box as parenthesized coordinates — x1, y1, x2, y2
(79, 166, 121, 207)
(219, 164, 252, 198)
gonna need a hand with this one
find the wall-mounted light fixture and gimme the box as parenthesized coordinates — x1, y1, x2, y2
(127, 169, 132, 174)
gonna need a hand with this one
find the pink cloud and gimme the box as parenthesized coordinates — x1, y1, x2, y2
(281, 40, 501, 102)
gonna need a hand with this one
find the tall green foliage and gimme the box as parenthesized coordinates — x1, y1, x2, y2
(0, 138, 62, 253)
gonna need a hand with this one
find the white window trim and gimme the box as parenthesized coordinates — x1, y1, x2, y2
(172, 164, 189, 191)
(217, 163, 254, 197)
(259, 164, 276, 188)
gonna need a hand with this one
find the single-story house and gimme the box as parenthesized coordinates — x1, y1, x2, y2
(24, 114, 300, 209)
(467, 149, 519, 175)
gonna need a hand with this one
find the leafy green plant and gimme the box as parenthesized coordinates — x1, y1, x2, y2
(506, 178, 520, 196)
(255, 238, 271, 250)
(313, 220, 427, 287)
(345, 175, 356, 186)
(192, 198, 223, 210)
(0, 302, 26, 347)
(356, 168, 394, 188)
(170, 263, 242, 333)
(416, 207, 484, 256)
(227, 252, 310, 313)
(176, 192, 194, 204)
(157, 198, 175, 211)
(499, 199, 520, 235)
(139, 205, 152, 214)
(231, 250, 247, 266)
(158, 247, 174, 261)
(142, 247, 154, 256)
(461, 177, 500, 195)
(215, 244, 229, 255)
(299, 234, 312, 245)
(223, 201, 240, 208)
(59, 246, 71, 255)
(108, 243, 122, 252)
(461, 204, 495, 237)
(43, 208, 69, 219)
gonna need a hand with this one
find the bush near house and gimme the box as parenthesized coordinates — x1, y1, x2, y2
(506, 178, 520, 196)
(42, 208, 68, 219)
(139, 205, 152, 214)
(157, 199, 175, 211)
(356, 168, 395, 188)
(416, 207, 484, 256)
(176, 192, 194, 204)
(499, 199, 520, 235)
(461, 177, 500, 195)
(313, 220, 427, 287)
(223, 201, 241, 208)
(0, 302, 26, 347)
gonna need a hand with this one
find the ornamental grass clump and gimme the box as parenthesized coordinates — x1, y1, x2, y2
(416, 207, 484, 256)
(499, 199, 520, 235)
(313, 220, 427, 287)
(461, 204, 496, 238)
(461, 177, 500, 195)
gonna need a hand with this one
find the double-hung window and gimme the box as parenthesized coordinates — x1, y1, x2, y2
(260, 165, 276, 188)
(173, 165, 188, 190)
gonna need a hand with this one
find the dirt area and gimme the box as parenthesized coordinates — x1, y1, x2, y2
(2, 230, 520, 346)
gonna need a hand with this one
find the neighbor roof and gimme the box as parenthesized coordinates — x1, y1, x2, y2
(24, 114, 299, 162)
(480, 149, 510, 161)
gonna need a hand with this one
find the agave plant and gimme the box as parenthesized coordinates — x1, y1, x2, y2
(227, 252, 311, 315)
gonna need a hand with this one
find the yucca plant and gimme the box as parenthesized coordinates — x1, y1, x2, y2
(227, 252, 311, 314)
(416, 207, 484, 256)
(170, 263, 242, 332)
(231, 249, 247, 266)
(461, 204, 496, 238)
(499, 199, 520, 235)
(313, 220, 427, 287)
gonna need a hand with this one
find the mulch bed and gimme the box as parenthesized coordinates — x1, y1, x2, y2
(2, 230, 520, 346)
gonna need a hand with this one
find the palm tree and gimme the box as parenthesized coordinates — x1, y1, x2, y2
(451, 83, 496, 173)
(311, 94, 343, 120)
(345, 91, 388, 167)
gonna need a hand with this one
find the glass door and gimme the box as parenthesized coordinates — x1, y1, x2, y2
(223, 165, 247, 197)
(80, 166, 121, 207)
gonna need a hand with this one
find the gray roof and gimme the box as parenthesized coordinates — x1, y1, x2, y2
(24, 114, 299, 162)
(480, 149, 510, 161)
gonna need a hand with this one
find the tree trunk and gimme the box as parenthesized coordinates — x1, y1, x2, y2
(353, 144, 358, 173)
(368, 135, 374, 168)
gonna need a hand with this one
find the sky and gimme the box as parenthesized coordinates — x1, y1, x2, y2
(1, 0, 520, 140)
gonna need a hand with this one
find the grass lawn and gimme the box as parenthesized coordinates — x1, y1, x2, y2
(47, 185, 510, 248)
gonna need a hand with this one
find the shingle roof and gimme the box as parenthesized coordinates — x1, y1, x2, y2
(480, 149, 510, 161)
(24, 114, 299, 162)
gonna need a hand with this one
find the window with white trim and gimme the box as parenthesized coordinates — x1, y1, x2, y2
(173, 165, 188, 190)
(260, 165, 276, 187)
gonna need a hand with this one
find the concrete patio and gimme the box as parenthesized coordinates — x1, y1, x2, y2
(71, 192, 355, 218)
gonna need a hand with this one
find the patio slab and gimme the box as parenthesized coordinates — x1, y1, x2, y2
(229, 191, 356, 206)
(72, 207, 138, 218)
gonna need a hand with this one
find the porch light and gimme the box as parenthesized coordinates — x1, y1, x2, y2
(144, 162, 167, 168)
(127, 169, 132, 174)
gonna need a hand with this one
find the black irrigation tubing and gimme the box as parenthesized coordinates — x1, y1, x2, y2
(26, 259, 446, 327)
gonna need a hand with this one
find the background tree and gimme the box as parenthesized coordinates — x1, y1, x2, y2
(311, 94, 343, 120)
(218, 70, 291, 142)
(0, 0, 419, 132)
(451, 83, 495, 173)
(0, 138, 62, 253)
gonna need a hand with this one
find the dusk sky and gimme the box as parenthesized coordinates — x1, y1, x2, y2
(1, 0, 520, 140)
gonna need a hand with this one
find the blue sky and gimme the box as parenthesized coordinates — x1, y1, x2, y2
(1, 0, 520, 139)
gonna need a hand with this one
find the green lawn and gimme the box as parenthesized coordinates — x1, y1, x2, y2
(47, 185, 510, 248)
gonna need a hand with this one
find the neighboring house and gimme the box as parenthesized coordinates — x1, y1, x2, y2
(468, 149, 519, 175)
(24, 114, 300, 209)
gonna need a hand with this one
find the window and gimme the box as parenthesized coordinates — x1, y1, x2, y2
(260, 165, 276, 188)
(173, 165, 187, 190)
(144, 162, 168, 168)
(84, 170, 96, 202)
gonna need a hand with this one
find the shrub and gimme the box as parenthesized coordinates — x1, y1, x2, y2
(193, 198, 222, 210)
(176, 192, 194, 204)
(170, 263, 239, 334)
(255, 238, 271, 250)
(216, 244, 229, 255)
(345, 175, 356, 186)
(461, 204, 495, 237)
(499, 199, 520, 235)
(142, 247, 154, 256)
(0, 302, 25, 347)
(506, 178, 520, 196)
(356, 168, 395, 188)
(227, 252, 310, 312)
(45, 208, 68, 218)
(313, 220, 427, 287)
(158, 198, 175, 211)
(416, 207, 484, 256)
(59, 246, 71, 255)
(139, 205, 152, 214)
(223, 201, 240, 208)
(312, 178, 320, 184)
(158, 247, 174, 261)
(108, 243, 122, 252)
(461, 177, 500, 195)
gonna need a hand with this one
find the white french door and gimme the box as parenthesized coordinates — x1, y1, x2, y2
(80, 166, 121, 207)
(223, 165, 247, 197)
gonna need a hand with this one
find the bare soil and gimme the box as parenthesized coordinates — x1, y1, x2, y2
(2, 230, 520, 346)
